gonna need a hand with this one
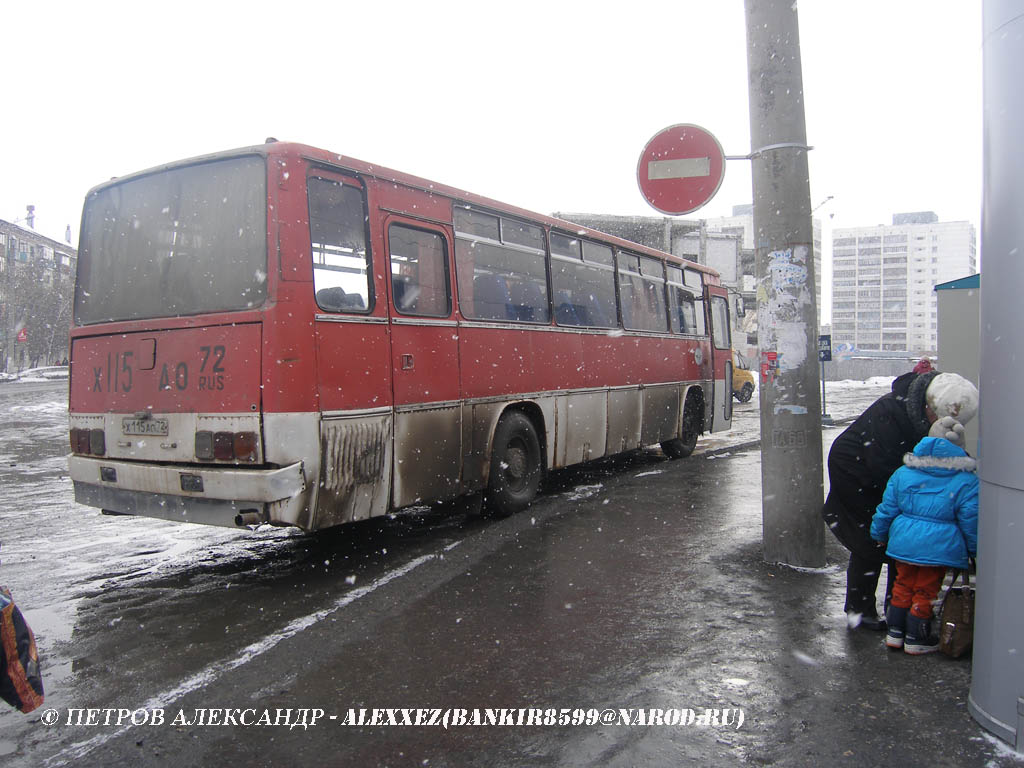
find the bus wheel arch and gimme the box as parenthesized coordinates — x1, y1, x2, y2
(661, 386, 705, 459)
(484, 405, 545, 516)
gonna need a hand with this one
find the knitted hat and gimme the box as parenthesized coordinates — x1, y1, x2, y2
(926, 372, 979, 425)
(928, 415, 966, 448)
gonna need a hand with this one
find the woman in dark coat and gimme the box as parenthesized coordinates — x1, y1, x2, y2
(822, 371, 938, 628)
(822, 369, 979, 629)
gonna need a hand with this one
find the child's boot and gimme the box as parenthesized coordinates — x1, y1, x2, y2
(904, 615, 939, 655)
(885, 605, 908, 649)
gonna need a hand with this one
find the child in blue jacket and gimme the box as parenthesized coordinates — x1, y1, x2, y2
(870, 430, 978, 654)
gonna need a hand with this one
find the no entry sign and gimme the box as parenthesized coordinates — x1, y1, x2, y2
(637, 124, 726, 215)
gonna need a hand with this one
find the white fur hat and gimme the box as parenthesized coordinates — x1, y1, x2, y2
(926, 372, 979, 425)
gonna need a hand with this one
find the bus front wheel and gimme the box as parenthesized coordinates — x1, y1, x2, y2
(486, 411, 542, 516)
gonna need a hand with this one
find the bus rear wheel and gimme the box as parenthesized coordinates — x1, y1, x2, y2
(660, 401, 700, 459)
(486, 411, 542, 516)
(660, 433, 697, 459)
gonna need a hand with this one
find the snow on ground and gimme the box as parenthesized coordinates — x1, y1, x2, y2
(700, 376, 894, 454)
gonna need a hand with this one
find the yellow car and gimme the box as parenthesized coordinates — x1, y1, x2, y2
(732, 351, 756, 403)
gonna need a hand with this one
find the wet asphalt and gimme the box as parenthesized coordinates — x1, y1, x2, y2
(0, 381, 1018, 767)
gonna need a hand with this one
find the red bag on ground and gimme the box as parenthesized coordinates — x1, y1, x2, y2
(0, 586, 44, 713)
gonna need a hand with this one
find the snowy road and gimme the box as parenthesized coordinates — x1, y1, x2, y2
(0, 378, 900, 765)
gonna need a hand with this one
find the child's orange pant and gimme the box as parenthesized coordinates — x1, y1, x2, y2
(891, 561, 947, 619)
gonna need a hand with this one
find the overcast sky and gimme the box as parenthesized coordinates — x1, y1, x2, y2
(3, 0, 981, 314)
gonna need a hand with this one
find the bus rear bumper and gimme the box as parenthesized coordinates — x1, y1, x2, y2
(68, 456, 308, 529)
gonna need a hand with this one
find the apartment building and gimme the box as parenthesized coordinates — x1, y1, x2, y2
(831, 212, 976, 355)
(0, 212, 78, 369)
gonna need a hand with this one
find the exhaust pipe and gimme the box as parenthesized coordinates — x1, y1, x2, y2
(235, 509, 266, 527)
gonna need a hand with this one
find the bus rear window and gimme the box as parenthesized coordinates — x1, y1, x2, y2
(75, 156, 267, 325)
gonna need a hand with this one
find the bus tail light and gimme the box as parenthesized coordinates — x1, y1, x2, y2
(71, 428, 89, 454)
(195, 430, 259, 462)
(213, 432, 234, 460)
(70, 428, 106, 456)
(233, 432, 258, 462)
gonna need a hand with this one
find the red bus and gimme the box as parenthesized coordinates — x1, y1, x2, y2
(68, 141, 734, 531)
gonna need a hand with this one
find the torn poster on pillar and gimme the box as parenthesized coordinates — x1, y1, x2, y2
(757, 246, 812, 372)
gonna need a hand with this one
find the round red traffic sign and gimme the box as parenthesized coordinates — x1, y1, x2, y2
(637, 124, 726, 215)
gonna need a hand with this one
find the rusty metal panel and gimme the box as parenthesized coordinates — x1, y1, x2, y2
(642, 384, 681, 445)
(553, 392, 607, 468)
(393, 405, 462, 508)
(606, 387, 642, 455)
(316, 414, 392, 526)
(465, 401, 505, 491)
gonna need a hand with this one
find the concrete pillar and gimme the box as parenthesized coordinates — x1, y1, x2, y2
(970, 0, 1024, 747)
(744, 0, 825, 566)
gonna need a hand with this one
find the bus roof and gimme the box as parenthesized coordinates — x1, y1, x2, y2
(85, 140, 721, 281)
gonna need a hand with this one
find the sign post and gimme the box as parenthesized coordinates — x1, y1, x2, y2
(746, 0, 824, 568)
(636, 124, 726, 215)
(818, 334, 833, 425)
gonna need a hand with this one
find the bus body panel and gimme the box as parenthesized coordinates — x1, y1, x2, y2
(314, 317, 392, 412)
(262, 285, 319, 415)
(393, 406, 462, 507)
(554, 391, 608, 466)
(70, 323, 262, 415)
(370, 176, 453, 225)
(69, 324, 263, 464)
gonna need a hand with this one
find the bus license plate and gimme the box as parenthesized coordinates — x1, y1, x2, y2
(122, 418, 169, 436)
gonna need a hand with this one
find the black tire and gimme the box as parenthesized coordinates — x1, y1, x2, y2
(736, 382, 754, 403)
(660, 433, 696, 459)
(660, 399, 700, 459)
(485, 411, 543, 516)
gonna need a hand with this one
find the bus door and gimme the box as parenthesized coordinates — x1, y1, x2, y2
(384, 216, 462, 507)
(706, 284, 733, 432)
(308, 170, 392, 525)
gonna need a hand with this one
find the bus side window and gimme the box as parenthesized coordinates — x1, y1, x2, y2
(670, 287, 697, 334)
(508, 279, 547, 322)
(388, 224, 451, 317)
(711, 295, 732, 349)
(471, 272, 512, 320)
(551, 236, 616, 328)
(667, 266, 698, 335)
(454, 208, 549, 323)
(618, 254, 668, 333)
(309, 177, 371, 313)
(684, 268, 706, 336)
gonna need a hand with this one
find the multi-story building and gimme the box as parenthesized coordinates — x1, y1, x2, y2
(830, 212, 976, 355)
(0, 210, 78, 370)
